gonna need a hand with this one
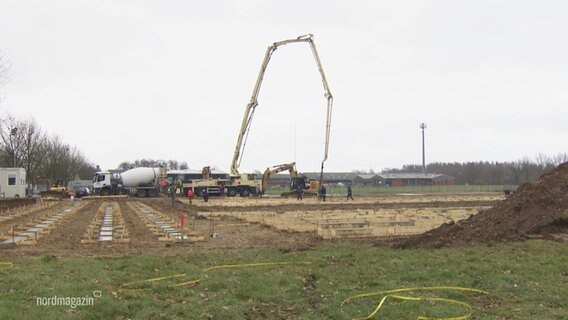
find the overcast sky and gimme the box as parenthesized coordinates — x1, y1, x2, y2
(1, 0, 566, 173)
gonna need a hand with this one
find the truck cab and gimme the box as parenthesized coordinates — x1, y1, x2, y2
(92, 172, 120, 196)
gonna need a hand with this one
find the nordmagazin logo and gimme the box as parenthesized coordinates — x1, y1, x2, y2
(36, 291, 101, 308)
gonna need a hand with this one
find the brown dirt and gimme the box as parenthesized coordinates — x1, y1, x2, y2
(0, 192, 508, 258)
(398, 162, 568, 248)
(0, 198, 35, 212)
(0, 197, 322, 259)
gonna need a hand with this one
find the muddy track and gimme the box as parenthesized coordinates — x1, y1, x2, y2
(39, 201, 99, 251)
(0, 198, 36, 213)
(200, 200, 499, 213)
(0, 202, 69, 237)
(119, 201, 158, 246)
(0, 193, 509, 258)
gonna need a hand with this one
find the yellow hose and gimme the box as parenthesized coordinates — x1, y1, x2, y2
(0, 262, 14, 271)
(120, 261, 311, 291)
(117, 263, 487, 319)
(204, 261, 311, 272)
(341, 286, 489, 320)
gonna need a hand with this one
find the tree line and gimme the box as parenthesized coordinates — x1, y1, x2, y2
(0, 112, 194, 184)
(381, 154, 568, 185)
(1, 55, 94, 185)
(0, 113, 96, 184)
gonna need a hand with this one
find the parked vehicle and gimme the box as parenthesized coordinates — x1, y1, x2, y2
(74, 186, 91, 198)
(92, 167, 166, 197)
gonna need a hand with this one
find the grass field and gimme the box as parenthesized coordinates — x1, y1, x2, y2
(267, 184, 518, 196)
(1, 240, 565, 319)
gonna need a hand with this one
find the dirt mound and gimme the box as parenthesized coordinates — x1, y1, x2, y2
(399, 162, 568, 248)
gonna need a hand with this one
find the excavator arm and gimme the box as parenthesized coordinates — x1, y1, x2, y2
(261, 162, 299, 193)
(230, 34, 333, 182)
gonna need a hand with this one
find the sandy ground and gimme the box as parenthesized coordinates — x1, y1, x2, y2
(0, 193, 502, 258)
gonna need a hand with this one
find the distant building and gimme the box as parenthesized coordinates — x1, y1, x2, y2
(268, 172, 358, 187)
(352, 174, 384, 186)
(267, 172, 454, 188)
(377, 173, 455, 186)
(0, 167, 27, 198)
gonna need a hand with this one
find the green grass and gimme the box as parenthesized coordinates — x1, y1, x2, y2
(267, 184, 518, 195)
(0, 240, 566, 319)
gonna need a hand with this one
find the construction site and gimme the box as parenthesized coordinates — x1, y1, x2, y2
(1, 30, 567, 319)
(4, 32, 565, 254)
(1, 161, 566, 256)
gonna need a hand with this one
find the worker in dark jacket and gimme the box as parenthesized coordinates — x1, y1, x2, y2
(169, 185, 176, 205)
(347, 185, 354, 201)
(319, 185, 327, 202)
(295, 185, 304, 201)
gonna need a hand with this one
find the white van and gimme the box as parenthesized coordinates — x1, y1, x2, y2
(0, 168, 27, 198)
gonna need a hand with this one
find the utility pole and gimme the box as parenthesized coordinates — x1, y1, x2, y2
(420, 123, 427, 174)
(10, 127, 18, 167)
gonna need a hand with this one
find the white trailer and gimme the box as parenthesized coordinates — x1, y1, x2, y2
(0, 167, 27, 198)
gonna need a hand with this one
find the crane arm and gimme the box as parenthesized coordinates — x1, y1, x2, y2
(230, 34, 333, 179)
(306, 37, 334, 190)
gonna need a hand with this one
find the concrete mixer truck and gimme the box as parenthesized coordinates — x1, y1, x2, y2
(92, 167, 165, 197)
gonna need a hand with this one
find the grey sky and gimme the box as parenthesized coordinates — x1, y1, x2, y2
(1, 0, 566, 172)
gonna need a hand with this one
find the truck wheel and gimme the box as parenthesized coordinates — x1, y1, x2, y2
(241, 188, 251, 197)
(136, 189, 147, 197)
(147, 189, 158, 197)
(101, 189, 111, 196)
(227, 188, 237, 197)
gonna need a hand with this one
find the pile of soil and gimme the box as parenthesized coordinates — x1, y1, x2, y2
(399, 162, 568, 248)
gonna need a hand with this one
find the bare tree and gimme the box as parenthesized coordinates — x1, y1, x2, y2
(18, 116, 45, 178)
(553, 153, 568, 166)
(535, 153, 554, 170)
(0, 53, 6, 77)
(166, 160, 179, 170)
(35, 135, 66, 182)
(0, 114, 22, 167)
(0, 53, 8, 104)
(118, 161, 135, 170)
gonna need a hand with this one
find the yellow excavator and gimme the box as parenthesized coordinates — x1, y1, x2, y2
(33, 177, 72, 199)
(261, 162, 320, 197)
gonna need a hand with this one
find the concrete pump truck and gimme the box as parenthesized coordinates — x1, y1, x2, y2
(189, 34, 333, 197)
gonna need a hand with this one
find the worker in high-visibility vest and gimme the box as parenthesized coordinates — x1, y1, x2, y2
(187, 189, 194, 205)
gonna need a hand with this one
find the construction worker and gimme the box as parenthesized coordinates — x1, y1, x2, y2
(159, 177, 169, 193)
(169, 184, 176, 205)
(176, 176, 183, 196)
(295, 185, 304, 201)
(187, 188, 194, 205)
(202, 188, 209, 203)
(319, 185, 327, 202)
(347, 185, 354, 201)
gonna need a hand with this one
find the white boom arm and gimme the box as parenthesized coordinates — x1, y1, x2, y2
(230, 34, 333, 180)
